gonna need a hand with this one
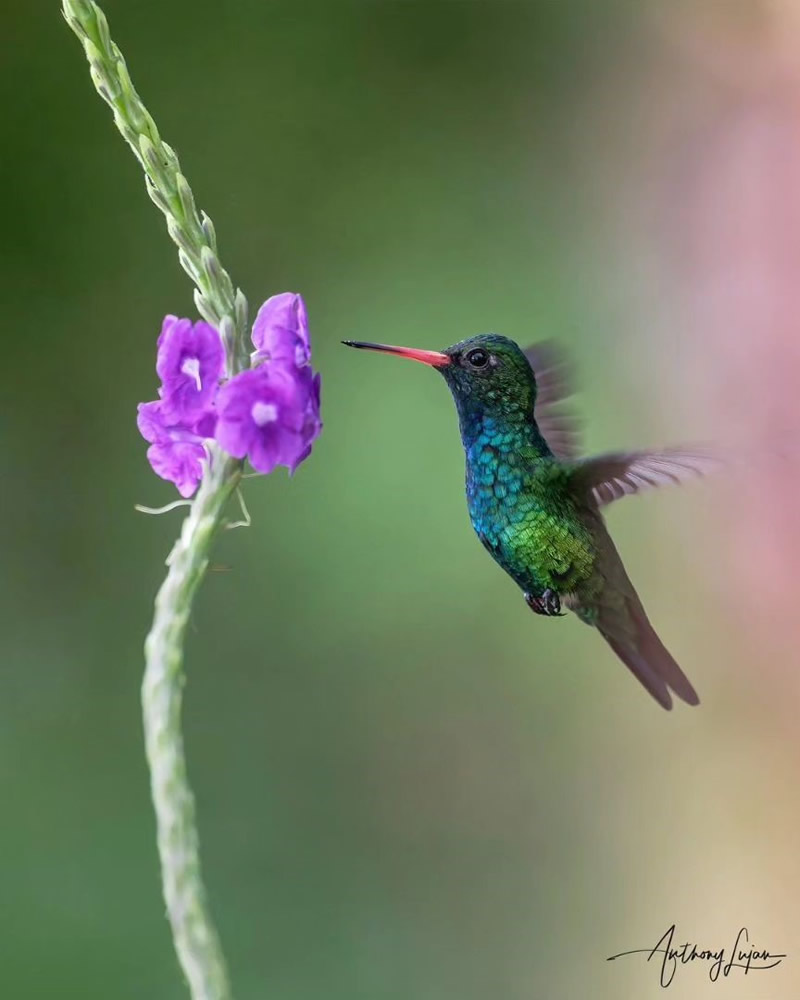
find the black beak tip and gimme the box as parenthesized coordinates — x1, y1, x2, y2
(342, 340, 356, 347)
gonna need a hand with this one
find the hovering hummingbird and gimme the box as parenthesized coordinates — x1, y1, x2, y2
(343, 334, 715, 709)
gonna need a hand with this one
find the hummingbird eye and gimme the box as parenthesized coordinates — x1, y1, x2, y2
(466, 348, 489, 369)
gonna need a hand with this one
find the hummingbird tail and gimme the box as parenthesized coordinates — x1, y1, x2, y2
(577, 524, 701, 710)
(598, 607, 700, 710)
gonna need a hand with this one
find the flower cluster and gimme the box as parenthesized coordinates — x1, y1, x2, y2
(138, 293, 321, 496)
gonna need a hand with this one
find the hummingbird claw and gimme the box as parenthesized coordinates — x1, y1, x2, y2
(525, 588, 564, 617)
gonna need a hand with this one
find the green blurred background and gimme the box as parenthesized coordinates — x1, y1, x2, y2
(3, 1, 799, 997)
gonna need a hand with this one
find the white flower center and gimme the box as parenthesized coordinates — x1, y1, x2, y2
(251, 401, 278, 427)
(181, 356, 202, 391)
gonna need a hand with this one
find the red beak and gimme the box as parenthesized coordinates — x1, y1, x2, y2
(342, 340, 450, 368)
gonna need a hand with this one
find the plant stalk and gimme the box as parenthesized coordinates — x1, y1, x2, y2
(62, 3, 245, 996)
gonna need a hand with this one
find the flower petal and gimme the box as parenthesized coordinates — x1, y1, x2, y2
(157, 316, 225, 423)
(146, 440, 206, 497)
(214, 364, 318, 473)
(137, 400, 170, 444)
(251, 292, 310, 368)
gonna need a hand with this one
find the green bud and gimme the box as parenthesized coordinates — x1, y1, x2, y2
(194, 288, 221, 328)
(219, 315, 235, 354)
(200, 246, 222, 287)
(178, 249, 201, 284)
(176, 173, 199, 231)
(167, 216, 197, 257)
(93, 5, 112, 57)
(145, 177, 170, 215)
(160, 141, 181, 175)
(140, 135, 170, 191)
(234, 288, 249, 335)
(200, 211, 217, 253)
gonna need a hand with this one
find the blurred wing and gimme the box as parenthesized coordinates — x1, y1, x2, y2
(523, 340, 582, 459)
(574, 448, 719, 508)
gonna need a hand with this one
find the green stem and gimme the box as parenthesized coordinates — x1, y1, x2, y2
(142, 450, 239, 1000)
(62, 3, 245, 997)
(61, 0, 250, 375)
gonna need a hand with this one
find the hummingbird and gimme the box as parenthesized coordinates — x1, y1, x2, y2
(343, 333, 715, 709)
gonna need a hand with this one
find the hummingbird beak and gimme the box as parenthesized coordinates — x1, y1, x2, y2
(342, 340, 451, 367)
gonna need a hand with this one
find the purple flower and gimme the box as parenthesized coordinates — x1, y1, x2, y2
(137, 400, 212, 498)
(156, 315, 224, 423)
(215, 363, 321, 474)
(295, 371, 322, 466)
(251, 293, 310, 369)
(216, 291, 321, 474)
(148, 441, 206, 499)
(137, 295, 320, 495)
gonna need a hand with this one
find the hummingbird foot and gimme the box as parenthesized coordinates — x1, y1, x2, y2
(525, 588, 564, 617)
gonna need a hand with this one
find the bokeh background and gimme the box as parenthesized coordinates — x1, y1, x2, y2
(3, 1, 800, 997)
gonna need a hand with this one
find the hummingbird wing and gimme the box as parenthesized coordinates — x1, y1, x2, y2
(568, 518, 700, 709)
(523, 340, 582, 459)
(572, 448, 718, 508)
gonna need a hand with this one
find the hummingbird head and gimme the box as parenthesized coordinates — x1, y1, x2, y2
(343, 333, 538, 423)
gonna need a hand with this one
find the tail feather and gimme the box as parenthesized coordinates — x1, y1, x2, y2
(627, 599, 700, 707)
(574, 517, 700, 710)
(600, 630, 674, 710)
(598, 596, 700, 710)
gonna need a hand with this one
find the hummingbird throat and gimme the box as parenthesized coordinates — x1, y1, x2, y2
(451, 389, 551, 466)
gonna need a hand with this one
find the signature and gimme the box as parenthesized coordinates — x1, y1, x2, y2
(607, 924, 786, 988)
